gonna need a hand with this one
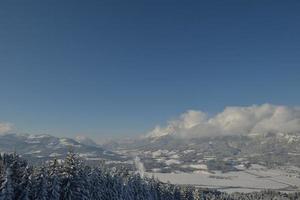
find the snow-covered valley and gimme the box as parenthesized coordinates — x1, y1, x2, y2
(148, 164, 300, 193)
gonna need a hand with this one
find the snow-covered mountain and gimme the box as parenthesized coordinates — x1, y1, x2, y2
(106, 132, 300, 173)
(75, 135, 99, 147)
(0, 133, 125, 163)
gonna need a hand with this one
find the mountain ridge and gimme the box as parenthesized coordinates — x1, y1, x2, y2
(0, 132, 124, 163)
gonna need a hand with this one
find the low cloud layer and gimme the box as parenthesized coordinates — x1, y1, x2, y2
(148, 104, 300, 138)
(0, 122, 13, 134)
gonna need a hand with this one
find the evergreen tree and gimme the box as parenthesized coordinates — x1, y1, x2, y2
(47, 159, 61, 200)
(33, 167, 48, 200)
(17, 166, 32, 200)
(88, 168, 102, 200)
(147, 177, 161, 200)
(77, 166, 91, 200)
(173, 186, 181, 200)
(0, 167, 14, 200)
(8, 153, 28, 199)
(61, 151, 89, 200)
(192, 188, 202, 200)
(180, 186, 194, 200)
(48, 174, 60, 200)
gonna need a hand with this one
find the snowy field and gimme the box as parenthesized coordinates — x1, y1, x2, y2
(147, 165, 300, 193)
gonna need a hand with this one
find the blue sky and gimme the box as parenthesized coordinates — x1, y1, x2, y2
(0, 1, 300, 139)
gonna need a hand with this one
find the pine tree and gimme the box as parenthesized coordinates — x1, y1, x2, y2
(173, 186, 181, 200)
(61, 152, 77, 200)
(0, 157, 4, 181)
(77, 166, 91, 200)
(180, 186, 194, 200)
(162, 183, 175, 200)
(17, 166, 32, 200)
(47, 158, 61, 200)
(48, 174, 60, 200)
(0, 167, 14, 200)
(192, 188, 202, 200)
(88, 168, 102, 200)
(33, 167, 48, 200)
(61, 151, 90, 200)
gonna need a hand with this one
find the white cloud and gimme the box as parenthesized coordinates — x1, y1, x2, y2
(147, 104, 300, 138)
(0, 122, 13, 134)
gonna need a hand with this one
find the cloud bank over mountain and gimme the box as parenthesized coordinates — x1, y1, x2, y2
(0, 122, 13, 134)
(147, 104, 300, 138)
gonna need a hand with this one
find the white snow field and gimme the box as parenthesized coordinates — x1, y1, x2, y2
(148, 165, 300, 193)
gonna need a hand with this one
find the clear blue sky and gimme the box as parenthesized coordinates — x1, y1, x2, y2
(0, 0, 300, 139)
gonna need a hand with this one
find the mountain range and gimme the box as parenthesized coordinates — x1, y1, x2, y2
(0, 133, 125, 164)
(104, 132, 300, 173)
(1, 130, 300, 174)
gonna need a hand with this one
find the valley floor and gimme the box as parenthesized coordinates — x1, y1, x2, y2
(147, 164, 300, 193)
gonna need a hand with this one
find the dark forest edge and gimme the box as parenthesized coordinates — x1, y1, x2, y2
(0, 152, 299, 200)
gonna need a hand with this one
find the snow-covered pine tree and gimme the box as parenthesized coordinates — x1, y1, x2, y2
(33, 167, 48, 200)
(192, 188, 202, 200)
(127, 173, 151, 200)
(147, 176, 161, 200)
(172, 186, 181, 200)
(88, 168, 103, 200)
(0, 167, 14, 200)
(159, 183, 174, 200)
(77, 166, 91, 200)
(18, 166, 32, 200)
(0, 158, 4, 189)
(61, 150, 90, 200)
(61, 151, 77, 200)
(8, 153, 28, 199)
(0, 156, 4, 180)
(47, 158, 61, 200)
(180, 186, 194, 200)
(47, 173, 60, 200)
(104, 171, 120, 199)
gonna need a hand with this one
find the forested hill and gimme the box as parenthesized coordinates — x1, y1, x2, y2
(0, 153, 299, 200)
